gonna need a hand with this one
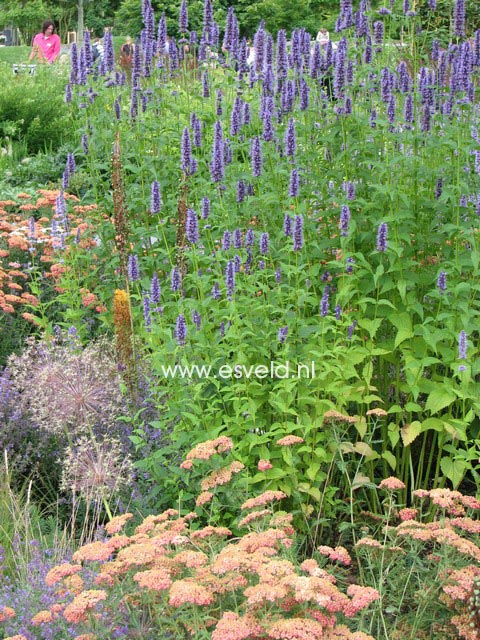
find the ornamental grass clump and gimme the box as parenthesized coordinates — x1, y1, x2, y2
(12, 437, 380, 640)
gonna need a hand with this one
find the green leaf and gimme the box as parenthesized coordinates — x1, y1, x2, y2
(425, 389, 457, 415)
(440, 457, 466, 488)
(358, 317, 383, 338)
(382, 451, 397, 470)
(401, 421, 422, 446)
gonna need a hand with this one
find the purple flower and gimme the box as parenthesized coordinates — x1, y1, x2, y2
(276, 29, 288, 78)
(222, 230, 232, 251)
(421, 104, 431, 132)
(275, 267, 281, 283)
(179, 0, 188, 33)
(458, 330, 467, 360)
(181, 127, 192, 174)
(175, 314, 187, 346)
(151, 181, 162, 214)
(278, 326, 289, 344)
(284, 118, 296, 160)
(151, 272, 161, 303)
(335, 304, 342, 320)
(437, 271, 447, 293)
(65, 83, 72, 103)
(216, 88, 223, 116)
(284, 213, 292, 237)
(192, 310, 201, 330)
(225, 260, 235, 300)
(128, 254, 140, 282)
(202, 70, 210, 97)
(299, 78, 310, 111)
(250, 136, 263, 177)
(259, 232, 269, 255)
(376, 222, 388, 251)
(233, 228, 243, 249)
(289, 169, 299, 198)
(236, 180, 246, 203)
(404, 93, 414, 123)
(230, 97, 243, 136)
(339, 205, 351, 236)
(320, 287, 330, 317)
(201, 196, 210, 219)
(293, 215, 304, 250)
(346, 257, 355, 273)
(186, 208, 199, 244)
(212, 281, 221, 300)
(348, 319, 357, 339)
(171, 266, 182, 292)
(191, 113, 202, 147)
(210, 121, 224, 183)
(245, 228, 255, 247)
(454, 0, 465, 38)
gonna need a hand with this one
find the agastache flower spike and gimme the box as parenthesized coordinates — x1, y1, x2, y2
(437, 271, 447, 293)
(339, 205, 351, 236)
(175, 314, 187, 346)
(259, 232, 269, 255)
(151, 181, 162, 214)
(289, 169, 299, 197)
(245, 228, 254, 247)
(454, 0, 466, 38)
(181, 127, 192, 174)
(201, 196, 210, 219)
(225, 259, 235, 300)
(128, 254, 140, 282)
(293, 215, 304, 250)
(192, 310, 201, 330)
(320, 287, 330, 317)
(222, 230, 231, 251)
(376, 222, 388, 251)
(186, 208, 199, 244)
(458, 330, 467, 360)
(210, 121, 224, 183)
(278, 326, 288, 344)
(179, 0, 188, 34)
(284, 213, 292, 237)
(250, 136, 263, 177)
(284, 118, 297, 161)
(171, 266, 182, 292)
(151, 272, 161, 303)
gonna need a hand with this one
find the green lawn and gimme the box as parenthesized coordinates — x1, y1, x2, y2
(0, 46, 31, 64)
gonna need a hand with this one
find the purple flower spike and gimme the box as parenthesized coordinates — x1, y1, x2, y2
(181, 127, 192, 175)
(284, 213, 292, 237)
(293, 215, 304, 250)
(250, 136, 263, 177)
(458, 330, 467, 360)
(340, 205, 351, 236)
(128, 254, 140, 282)
(225, 259, 235, 300)
(210, 121, 225, 183)
(171, 266, 182, 292)
(284, 118, 297, 160)
(212, 281, 221, 300)
(289, 169, 299, 198)
(201, 196, 210, 219)
(222, 230, 232, 251)
(437, 271, 447, 293)
(192, 310, 201, 330)
(278, 326, 289, 344)
(454, 0, 465, 38)
(175, 314, 187, 346)
(151, 181, 162, 214)
(376, 222, 388, 251)
(151, 272, 161, 303)
(179, 0, 188, 33)
(320, 287, 330, 317)
(186, 208, 199, 244)
(259, 232, 269, 255)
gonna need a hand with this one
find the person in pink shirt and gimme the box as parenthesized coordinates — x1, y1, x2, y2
(29, 20, 61, 64)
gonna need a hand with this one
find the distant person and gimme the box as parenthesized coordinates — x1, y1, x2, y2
(29, 20, 61, 64)
(316, 28, 330, 47)
(120, 36, 134, 68)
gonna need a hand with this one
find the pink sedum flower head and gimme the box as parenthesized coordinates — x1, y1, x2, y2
(258, 459, 273, 471)
(378, 476, 405, 491)
(276, 435, 304, 446)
